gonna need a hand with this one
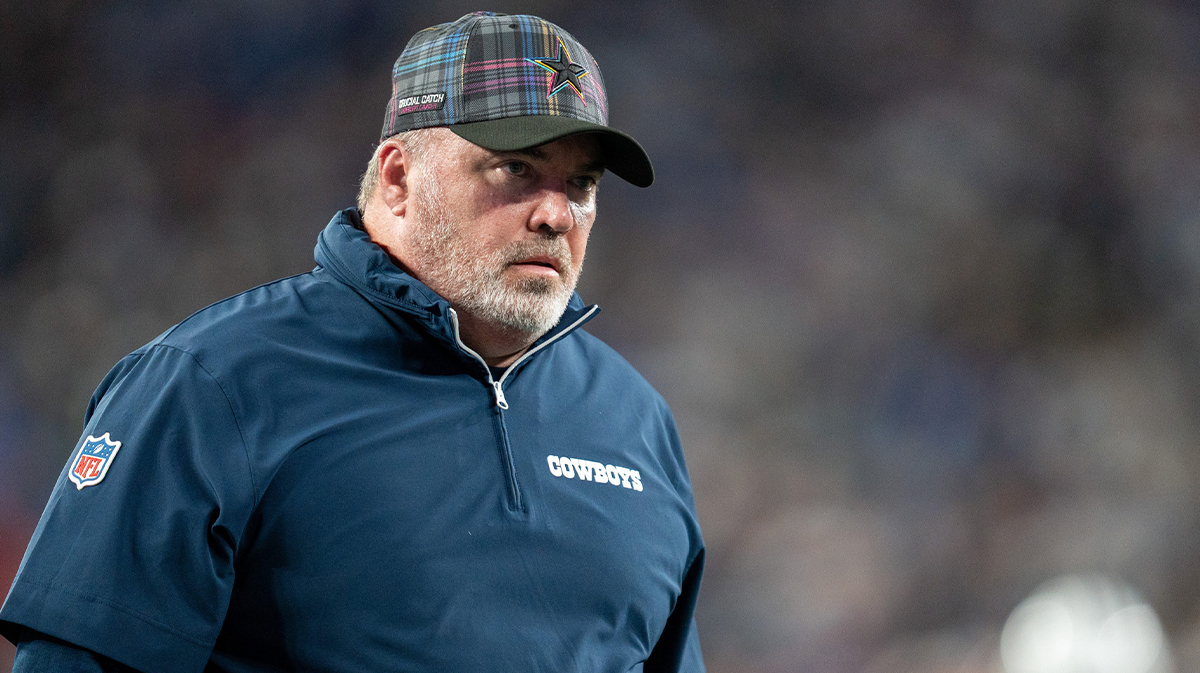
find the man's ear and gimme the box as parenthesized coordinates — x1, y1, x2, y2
(378, 139, 411, 217)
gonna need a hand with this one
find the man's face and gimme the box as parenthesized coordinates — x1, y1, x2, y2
(405, 129, 603, 337)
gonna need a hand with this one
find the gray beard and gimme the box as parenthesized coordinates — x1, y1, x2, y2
(407, 178, 579, 337)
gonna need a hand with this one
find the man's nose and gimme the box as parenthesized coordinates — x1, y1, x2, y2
(529, 186, 574, 234)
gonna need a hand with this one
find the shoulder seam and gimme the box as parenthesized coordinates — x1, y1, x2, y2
(158, 271, 315, 342)
(85, 352, 149, 424)
(149, 344, 260, 507)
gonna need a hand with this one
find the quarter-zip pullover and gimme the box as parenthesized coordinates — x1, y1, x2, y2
(0, 208, 706, 673)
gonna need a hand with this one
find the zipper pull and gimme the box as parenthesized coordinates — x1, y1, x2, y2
(492, 381, 509, 410)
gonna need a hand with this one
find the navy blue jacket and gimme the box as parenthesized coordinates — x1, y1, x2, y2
(0, 209, 705, 672)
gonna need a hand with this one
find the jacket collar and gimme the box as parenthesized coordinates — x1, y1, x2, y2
(315, 208, 451, 321)
(314, 208, 599, 347)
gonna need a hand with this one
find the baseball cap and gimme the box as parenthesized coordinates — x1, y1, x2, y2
(381, 12, 654, 188)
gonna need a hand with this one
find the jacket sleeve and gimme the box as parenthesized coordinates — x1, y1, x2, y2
(13, 628, 140, 673)
(644, 548, 705, 673)
(0, 345, 257, 673)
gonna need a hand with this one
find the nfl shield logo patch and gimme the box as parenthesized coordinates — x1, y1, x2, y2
(69, 433, 122, 490)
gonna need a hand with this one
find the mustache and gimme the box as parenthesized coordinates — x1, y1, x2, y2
(501, 238, 572, 273)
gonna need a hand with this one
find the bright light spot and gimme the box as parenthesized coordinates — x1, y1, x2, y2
(1090, 605, 1165, 673)
(999, 575, 1172, 673)
(1001, 595, 1074, 673)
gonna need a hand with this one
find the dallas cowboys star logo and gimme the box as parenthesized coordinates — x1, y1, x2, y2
(526, 36, 589, 106)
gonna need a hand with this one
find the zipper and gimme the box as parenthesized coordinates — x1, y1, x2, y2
(491, 305, 600, 402)
(448, 306, 600, 513)
(448, 309, 507, 408)
(491, 380, 508, 409)
(448, 305, 599, 410)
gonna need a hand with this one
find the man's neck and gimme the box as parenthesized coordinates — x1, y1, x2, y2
(453, 309, 539, 367)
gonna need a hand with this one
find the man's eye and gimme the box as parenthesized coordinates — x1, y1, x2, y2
(503, 161, 528, 175)
(572, 176, 597, 191)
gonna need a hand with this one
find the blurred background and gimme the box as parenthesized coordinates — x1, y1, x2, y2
(3, 0, 1200, 670)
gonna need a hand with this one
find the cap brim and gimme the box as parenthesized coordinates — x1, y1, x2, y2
(449, 116, 654, 188)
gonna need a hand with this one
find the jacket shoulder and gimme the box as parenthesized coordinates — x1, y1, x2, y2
(146, 270, 346, 360)
(568, 329, 673, 413)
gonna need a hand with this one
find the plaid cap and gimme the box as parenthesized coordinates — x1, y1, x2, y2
(381, 12, 653, 187)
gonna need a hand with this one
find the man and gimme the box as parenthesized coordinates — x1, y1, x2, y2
(1, 11, 704, 673)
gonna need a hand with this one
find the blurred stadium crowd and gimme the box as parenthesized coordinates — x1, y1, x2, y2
(5, 0, 1200, 671)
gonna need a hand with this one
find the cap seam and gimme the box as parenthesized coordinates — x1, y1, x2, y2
(455, 14, 483, 126)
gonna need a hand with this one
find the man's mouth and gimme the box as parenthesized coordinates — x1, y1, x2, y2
(510, 255, 562, 274)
